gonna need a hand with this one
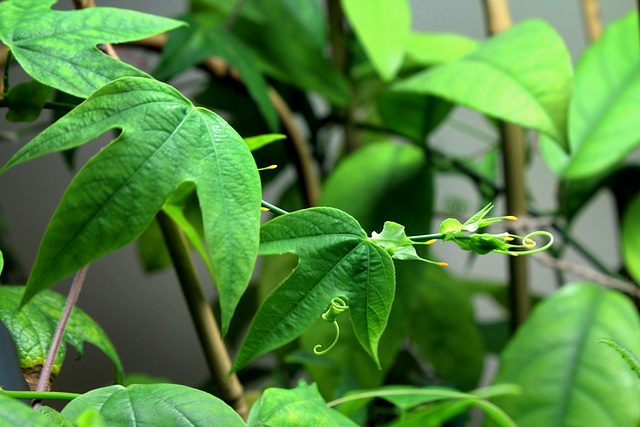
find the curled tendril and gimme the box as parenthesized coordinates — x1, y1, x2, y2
(314, 297, 349, 356)
(493, 230, 555, 256)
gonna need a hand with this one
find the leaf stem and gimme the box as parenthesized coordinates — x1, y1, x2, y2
(2, 389, 80, 400)
(261, 200, 289, 216)
(580, 0, 603, 42)
(155, 211, 248, 420)
(32, 265, 89, 408)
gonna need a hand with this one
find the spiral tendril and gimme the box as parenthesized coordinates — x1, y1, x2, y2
(314, 297, 349, 356)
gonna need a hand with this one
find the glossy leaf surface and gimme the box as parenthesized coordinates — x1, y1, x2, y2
(0, 77, 261, 335)
(61, 384, 245, 426)
(0, 0, 183, 98)
(341, 0, 411, 81)
(491, 283, 640, 426)
(405, 32, 478, 66)
(563, 11, 640, 178)
(0, 286, 122, 379)
(233, 207, 395, 372)
(247, 380, 357, 427)
(153, 15, 278, 131)
(391, 20, 571, 147)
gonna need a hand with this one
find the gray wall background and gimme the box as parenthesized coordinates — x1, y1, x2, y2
(0, 0, 636, 395)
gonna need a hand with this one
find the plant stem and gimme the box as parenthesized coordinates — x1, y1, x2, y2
(482, 0, 530, 331)
(155, 211, 248, 420)
(3, 390, 80, 400)
(580, 0, 603, 42)
(261, 200, 289, 216)
(32, 265, 88, 408)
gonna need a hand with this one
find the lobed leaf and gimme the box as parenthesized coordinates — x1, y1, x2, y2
(391, 20, 572, 148)
(0, 0, 184, 98)
(563, 11, 640, 179)
(491, 283, 640, 426)
(233, 207, 395, 372)
(61, 384, 245, 426)
(153, 15, 278, 131)
(0, 286, 123, 381)
(0, 77, 261, 335)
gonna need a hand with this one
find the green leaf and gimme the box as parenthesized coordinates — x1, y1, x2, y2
(4, 80, 52, 123)
(405, 32, 478, 66)
(622, 192, 640, 284)
(321, 141, 432, 234)
(598, 339, 640, 380)
(391, 20, 572, 148)
(36, 406, 74, 427)
(153, 15, 278, 131)
(341, 0, 411, 81)
(0, 77, 261, 335)
(0, 394, 56, 426)
(401, 264, 485, 391)
(333, 384, 518, 427)
(225, 0, 349, 106)
(60, 384, 245, 426)
(378, 92, 453, 141)
(0, 250, 3, 276)
(74, 409, 106, 427)
(0, 286, 123, 381)
(491, 283, 640, 427)
(244, 133, 286, 152)
(233, 207, 395, 372)
(563, 11, 640, 179)
(0, 0, 184, 98)
(247, 380, 358, 427)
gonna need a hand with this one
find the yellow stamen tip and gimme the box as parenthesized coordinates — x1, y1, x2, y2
(426, 239, 437, 245)
(504, 236, 514, 242)
(438, 262, 449, 267)
(505, 215, 518, 221)
(260, 207, 269, 212)
(266, 164, 278, 169)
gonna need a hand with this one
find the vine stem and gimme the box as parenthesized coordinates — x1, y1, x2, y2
(156, 211, 248, 420)
(580, 0, 603, 42)
(3, 390, 80, 400)
(32, 265, 89, 408)
(482, 0, 530, 331)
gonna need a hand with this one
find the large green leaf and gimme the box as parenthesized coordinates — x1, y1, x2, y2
(247, 380, 357, 427)
(0, 77, 261, 335)
(563, 11, 640, 179)
(60, 384, 245, 426)
(341, 0, 411, 81)
(0, 394, 56, 427)
(0, 0, 183, 98)
(233, 207, 395, 372)
(391, 20, 572, 147)
(0, 286, 123, 381)
(622, 192, 640, 284)
(153, 15, 278, 131)
(491, 283, 640, 427)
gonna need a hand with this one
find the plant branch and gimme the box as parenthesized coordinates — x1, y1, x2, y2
(261, 200, 289, 216)
(125, 35, 321, 207)
(483, 0, 530, 332)
(155, 211, 248, 420)
(580, 0, 603, 42)
(32, 265, 88, 409)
